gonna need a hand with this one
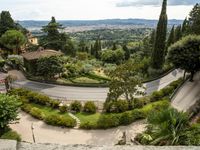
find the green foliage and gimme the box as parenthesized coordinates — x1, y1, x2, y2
(139, 108, 190, 145)
(104, 100, 129, 113)
(0, 11, 16, 36)
(101, 49, 125, 64)
(59, 105, 68, 113)
(44, 114, 76, 127)
(174, 25, 182, 42)
(37, 56, 64, 79)
(0, 94, 21, 129)
(30, 107, 44, 120)
(188, 3, 200, 35)
(151, 0, 168, 69)
(167, 35, 200, 81)
(123, 44, 130, 60)
(166, 25, 175, 48)
(70, 101, 82, 112)
(97, 114, 120, 129)
(107, 60, 143, 102)
(0, 30, 26, 54)
(0, 128, 21, 141)
(83, 101, 97, 114)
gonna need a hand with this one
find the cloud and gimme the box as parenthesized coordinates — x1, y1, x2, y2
(116, 0, 199, 7)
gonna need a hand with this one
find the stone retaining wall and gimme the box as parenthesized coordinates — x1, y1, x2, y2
(0, 140, 200, 150)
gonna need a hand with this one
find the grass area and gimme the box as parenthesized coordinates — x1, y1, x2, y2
(75, 112, 101, 124)
(72, 77, 101, 84)
(0, 128, 21, 141)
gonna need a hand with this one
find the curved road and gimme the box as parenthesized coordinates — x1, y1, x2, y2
(172, 72, 200, 112)
(11, 69, 184, 101)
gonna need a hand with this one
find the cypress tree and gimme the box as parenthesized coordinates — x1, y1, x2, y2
(174, 25, 182, 42)
(112, 42, 117, 50)
(151, 0, 168, 69)
(182, 18, 189, 35)
(123, 44, 130, 60)
(167, 25, 175, 48)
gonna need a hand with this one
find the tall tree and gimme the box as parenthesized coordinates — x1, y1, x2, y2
(0, 11, 16, 36)
(106, 60, 143, 103)
(174, 25, 182, 42)
(188, 3, 200, 35)
(181, 18, 189, 35)
(151, 0, 168, 69)
(122, 44, 130, 60)
(40, 17, 67, 51)
(93, 36, 101, 59)
(166, 25, 175, 48)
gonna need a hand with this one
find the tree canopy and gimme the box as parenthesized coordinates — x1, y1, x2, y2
(0, 30, 26, 54)
(167, 35, 200, 81)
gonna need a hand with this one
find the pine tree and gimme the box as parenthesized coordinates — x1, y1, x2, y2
(174, 25, 182, 42)
(167, 25, 175, 48)
(151, 0, 168, 69)
(93, 37, 102, 59)
(0, 11, 16, 36)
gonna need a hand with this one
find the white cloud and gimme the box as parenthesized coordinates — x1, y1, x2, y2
(0, 0, 195, 20)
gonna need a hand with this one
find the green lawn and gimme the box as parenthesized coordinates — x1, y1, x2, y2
(75, 112, 101, 124)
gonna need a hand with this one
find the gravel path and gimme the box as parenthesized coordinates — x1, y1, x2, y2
(10, 112, 146, 146)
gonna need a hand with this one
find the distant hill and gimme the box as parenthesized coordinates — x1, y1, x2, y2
(18, 19, 183, 29)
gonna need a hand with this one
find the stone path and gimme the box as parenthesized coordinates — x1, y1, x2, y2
(68, 113, 81, 129)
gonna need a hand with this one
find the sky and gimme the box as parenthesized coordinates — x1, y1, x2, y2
(0, 0, 198, 20)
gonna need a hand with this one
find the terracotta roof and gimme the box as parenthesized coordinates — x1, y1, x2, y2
(21, 49, 63, 60)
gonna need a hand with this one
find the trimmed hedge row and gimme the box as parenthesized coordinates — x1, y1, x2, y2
(9, 88, 60, 109)
(21, 104, 76, 128)
(80, 100, 169, 129)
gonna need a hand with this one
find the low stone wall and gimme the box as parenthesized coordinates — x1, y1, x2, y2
(0, 140, 200, 150)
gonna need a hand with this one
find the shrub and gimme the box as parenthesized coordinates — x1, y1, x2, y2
(104, 100, 129, 113)
(49, 100, 60, 109)
(0, 130, 21, 141)
(132, 109, 146, 120)
(59, 105, 68, 113)
(70, 101, 82, 112)
(150, 91, 164, 102)
(30, 107, 44, 120)
(119, 112, 133, 125)
(44, 114, 76, 128)
(97, 114, 120, 129)
(83, 101, 97, 114)
(80, 121, 97, 129)
(133, 97, 150, 109)
(21, 104, 33, 113)
(114, 100, 129, 113)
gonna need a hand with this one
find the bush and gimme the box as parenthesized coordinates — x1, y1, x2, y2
(21, 104, 33, 113)
(0, 130, 21, 141)
(119, 112, 133, 125)
(49, 100, 60, 109)
(30, 107, 44, 120)
(97, 114, 120, 129)
(83, 101, 97, 114)
(104, 100, 129, 113)
(70, 101, 82, 112)
(44, 114, 76, 128)
(150, 90, 164, 102)
(133, 97, 150, 109)
(80, 121, 97, 129)
(59, 105, 68, 113)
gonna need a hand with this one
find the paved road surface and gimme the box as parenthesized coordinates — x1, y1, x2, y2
(11, 69, 184, 101)
(172, 72, 200, 112)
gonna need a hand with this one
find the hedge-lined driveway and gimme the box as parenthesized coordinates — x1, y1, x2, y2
(11, 69, 184, 101)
